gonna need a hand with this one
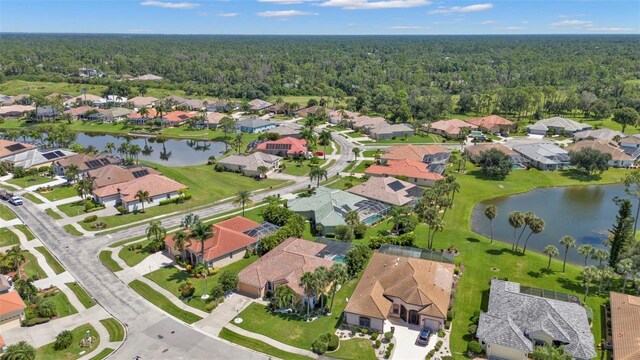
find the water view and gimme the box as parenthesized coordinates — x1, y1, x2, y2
(471, 184, 629, 265)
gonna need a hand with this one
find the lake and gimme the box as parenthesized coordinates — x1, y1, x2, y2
(471, 184, 630, 265)
(74, 133, 226, 167)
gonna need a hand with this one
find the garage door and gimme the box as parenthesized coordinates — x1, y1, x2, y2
(422, 318, 440, 331)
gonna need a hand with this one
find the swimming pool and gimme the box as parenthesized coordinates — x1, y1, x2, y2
(362, 215, 383, 225)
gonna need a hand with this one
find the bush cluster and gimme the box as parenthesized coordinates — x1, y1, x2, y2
(83, 215, 98, 223)
(312, 333, 339, 354)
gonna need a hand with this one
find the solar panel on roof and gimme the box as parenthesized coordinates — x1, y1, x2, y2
(5, 143, 25, 152)
(132, 170, 149, 178)
(387, 180, 406, 192)
(54, 150, 65, 157)
(265, 143, 291, 150)
(42, 151, 65, 160)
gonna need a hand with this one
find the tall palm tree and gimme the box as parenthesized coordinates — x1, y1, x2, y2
(74, 178, 94, 199)
(190, 221, 213, 266)
(309, 166, 327, 187)
(327, 263, 348, 315)
(233, 190, 254, 217)
(117, 142, 129, 157)
(577, 244, 594, 267)
(64, 164, 80, 183)
(319, 130, 332, 159)
(299, 271, 316, 317)
(2, 341, 36, 360)
(445, 175, 461, 205)
(313, 267, 329, 312)
(352, 147, 360, 160)
(257, 165, 269, 179)
(172, 229, 191, 253)
(508, 211, 525, 251)
(181, 213, 200, 231)
(233, 133, 244, 154)
(617, 258, 634, 291)
(521, 216, 544, 254)
(273, 285, 296, 310)
(591, 249, 610, 267)
(389, 206, 409, 233)
(104, 142, 116, 154)
(582, 265, 599, 301)
(559, 235, 576, 273)
(543, 245, 559, 270)
(129, 144, 142, 163)
(484, 205, 497, 243)
(134, 189, 150, 212)
(344, 210, 360, 227)
(6, 246, 25, 279)
(146, 220, 167, 242)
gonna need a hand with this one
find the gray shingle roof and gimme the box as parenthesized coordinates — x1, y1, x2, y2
(528, 117, 592, 133)
(512, 143, 570, 165)
(236, 118, 275, 129)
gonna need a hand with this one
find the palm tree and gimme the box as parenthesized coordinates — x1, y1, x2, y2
(313, 267, 329, 312)
(617, 258, 634, 291)
(373, 149, 382, 164)
(577, 244, 594, 266)
(117, 142, 129, 157)
(515, 211, 535, 251)
(327, 263, 348, 315)
(74, 178, 94, 199)
(508, 211, 525, 251)
(445, 175, 461, 206)
(522, 216, 544, 254)
(7, 246, 25, 279)
(598, 266, 616, 293)
(591, 249, 610, 267)
(105, 142, 115, 154)
(2, 341, 36, 360)
(181, 213, 200, 231)
(299, 271, 316, 317)
(190, 220, 213, 266)
(129, 144, 142, 163)
(146, 220, 167, 242)
(559, 236, 576, 273)
(233, 190, 254, 217)
(344, 210, 360, 227)
(484, 205, 497, 243)
(582, 266, 599, 301)
(273, 285, 296, 310)
(309, 166, 327, 187)
(134, 189, 150, 212)
(257, 165, 269, 179)
(64, 164, 80, 183)
(543, 245, 559, 270)
(233, 133, 244, 154)
(389, 206, 409, 233)
(172, 229, 191, 253)
(352, 147, 360, 160)
(319, 130, 332, 159)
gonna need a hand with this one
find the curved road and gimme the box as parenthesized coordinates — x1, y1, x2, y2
(11, 132, 353, 360)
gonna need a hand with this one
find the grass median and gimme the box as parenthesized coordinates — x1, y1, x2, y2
(66, 282, 97, 309)
(0, 204, 17, 220)
(14, 224, 35, 240)
(219, 328, 313, 360)
(128, 280, 202, 324)
(98, 251, 123, 272)
(35, 323, 98, 360)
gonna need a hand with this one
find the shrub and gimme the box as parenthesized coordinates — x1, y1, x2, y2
(24, 317, 50, 326)
(435, 340, 443, 351)
(36, 301, 57, 318)
(360, 328, 368, 335)
(54, 330, 73, 350)
(445, 320, 451, 329)
(384, 331, 393, 342)
(210, 283, 224, 300)
(204, 300, 219, 312)
(375, 340, 381, 349)
(454, 267, 461, 275)
(327, 333, 339, 351)
(442, 357, 454, 360)
(84, 201, 96, 212)
(116, 206, 126, 214)
(468, 324, 477, 334)
(437, 330, 445, 338)
(335, 225, 354, 242)
(83, 215, 98, 223)
(370, 332, 378, 340)
(178, 281, 195, 298)
(468, 341, 483, 355)
(470, 309, 481, 323)
(354, 223, 368, 239)
(447, 310, 454, 321)
(350, 327, 358, 336)
(388, 343, 394, 350)
(312, 339, 328, 355)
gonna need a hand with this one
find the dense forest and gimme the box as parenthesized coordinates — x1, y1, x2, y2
(1, 34, 639, 122)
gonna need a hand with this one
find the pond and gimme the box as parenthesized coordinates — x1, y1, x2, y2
(471, 184, 630, 265)
(74, 133, 226, 167)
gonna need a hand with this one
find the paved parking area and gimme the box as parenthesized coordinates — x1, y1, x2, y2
(386, 320, 438, 360)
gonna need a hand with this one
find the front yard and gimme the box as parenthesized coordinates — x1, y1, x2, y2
(35, 323, 99, 360)
(281, 158, 328, 176)
(38, 185, 78, 201)
(0, 204, 17, 220)
(6, 175, 55, 188)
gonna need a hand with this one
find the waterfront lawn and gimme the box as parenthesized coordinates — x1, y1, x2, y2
(234, 276, 358, 350)
(128, 280, 202, 324)
(282, 158, 327, 176)
(39, 185, 78, 201)
(144, 255, 259, 312)
(78, 163, 284, 231)
(0, 204, 17, 220)
(0, 229, 19, 247)
(99, 318, 125, 342)
(66, 282, 97, 309)
(99, 251, 123, 272)
(15, 225, 35, 241)
(23, 251, 47, 279)
(35, 246, 65, 274)
(329, 339, 377, 360)
(7, 175, 55, 188)
(219, 328, 313, 360)
(35, 323, 98, 360)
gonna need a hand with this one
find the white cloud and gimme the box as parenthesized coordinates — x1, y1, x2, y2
(428, 3, 493, 14)
(521, 20, 528, 24)
(589, 27, 634, 32)
(217, 12, 238, 17)
(318, 0, 431, 10)
(140, 1, 199, 9)
(257, 10, 318, 17)
(550, 20, 592, 27)
(258, 0, 316, 3)
(479, 20, 497, 25)
(388, 25, 423, 29)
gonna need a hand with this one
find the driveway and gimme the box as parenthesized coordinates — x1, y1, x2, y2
(386, 320, 437, 360)
(194, 292, 253, 336)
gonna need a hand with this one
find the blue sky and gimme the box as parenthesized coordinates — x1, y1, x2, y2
(1, 0, 638, 35)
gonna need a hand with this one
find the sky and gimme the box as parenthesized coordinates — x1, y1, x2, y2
(0, 0, 638, 35)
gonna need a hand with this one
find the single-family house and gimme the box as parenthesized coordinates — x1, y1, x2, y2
(476, 279, 596, 360)
(34, 105, 58, 121)
(0, 291, 26, 331)
(296, 106, 326, 119)
(165, 216, 278, 268)
(206, 100, 232, 113)
(464, 115, 515, 133)
(63, 106, 94, 120)
(511, 143, 571, 170)
(127, 108, 159, 125)
(63, 94, 104, 107)
(235, 118, 277, 134)
(45, 93, 73, 102)
(94, 95, 129, 107)
(237, 237, 334, 299)
(217, 153, 282, 177)
(568, 139, 635, 168)
(365, 159, 445, 187)
(266, 122, 303, 139)
(0, 105, 36, 118)
(327, 109, 358, 124)
(381, 145, 451, 165)
(162, 111, 198, 127)
(52, 154, 120, 177)
(0, 140, 38, 162)
(619, 136, 640, 150)
(349, 116, 388, 133)
(248, 99, 274, 113)
(288, 187, 389, 233)
(369, 123, 414, 140)
(2, 148, 75, 169)
(465, 143, 529, 168)
(85, 164, 160, 189)
(128, 96, 158, 108)
(609, 292, 640, 360)
(256, 137, 308, 158)
(205, 112, 225, 129)
(88, 107, 132, 123)
(527, 117, 592, 136)
(344, 252, 454, 333)
(347, 177, 422, 207)
(426, 119, 478, 139)
(573, 128, 625, 143)
(92, 174, 187, 212)
(3, 94, 31, 106)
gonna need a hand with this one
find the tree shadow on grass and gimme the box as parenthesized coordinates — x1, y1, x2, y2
(467, 170, 505, 182)
(466, 237, 480, 243)
(556, 276, 585, 294)
(560, 169, 602, 182)
(485, 248, 523, 257)
(527, 270, 542, 278)
(480, 289, 490, 312)
(166, 267, 192, 284)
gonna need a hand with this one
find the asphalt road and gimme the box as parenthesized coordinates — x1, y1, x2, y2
(10, 132, 353, 359)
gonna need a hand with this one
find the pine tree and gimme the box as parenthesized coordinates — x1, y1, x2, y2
(609, 198, 634, 268)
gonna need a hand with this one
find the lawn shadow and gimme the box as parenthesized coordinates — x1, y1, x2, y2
(560, 169, 602, 182)
(556, 276, 585, 294)
(527, 270, 542, 278)
(485, 248, 523, 257)
(480, 289, 490, 312)
(166, 267, 191, 284)
(467, 169, 505, 182)
(466, 237, 480, 243)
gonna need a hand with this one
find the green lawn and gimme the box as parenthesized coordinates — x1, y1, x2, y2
(345, 131, 364, 138)
(39, 185, 79, 201)
(34, 246, 65, 274)
(329, 339, 377, 360)
(361, 150, 379, 158)
(234, 276, 358, 350)
(23, 193, 44, 204)
(0, 228, 20, 247)
(6, 175, 55, 188)
(128, 280, 202, 324)
(108, 235, 146, 249)
(78, 163, 284, 231)
(327, 125, 349, 131)
(144, 256, 259, 312)
(352, 161, 373, 173)
(35, 323, 98, 360)
(361, 133, 448, 144)
(15, 225, 35, 240)
(219, 328, 313, 360)
(22, 250, 47, 279)
(49, 289, 79, 318)
(88, 348, 115, 360)
(326, 176, 364, 190)
(282, 158, 327, 176)
(46, 208, 63, 220)
(0, 204, 17, 220)
(57, 200, 90, 217)
(64, 224, 83, 236)
(98, 251, 123, 272)
(66, 282, 97, 309)
(118, 239, 155, 267)
(99, 318, 125, 342)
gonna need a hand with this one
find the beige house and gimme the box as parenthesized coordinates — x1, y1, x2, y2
(426, 119, 477, 139)
(217, 153, 282, 177)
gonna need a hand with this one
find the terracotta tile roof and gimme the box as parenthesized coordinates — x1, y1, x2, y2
(0, 139, 37, 158)
(365, 159, 444, 181)
(128, 108, 159, 119)
(610, 292, 640, 360)
(238, 237, 334, 297)
(347, 177, 419, 206)
(428, 119, 478, 135)
(0, 291, 26, 317)
(86, 164, 160, 188)
(568, 139, 634, 162)
(165, 216, 260, 262)
(382, 145, 450, 163)
(465, 143, 518, 158)
(93, 174, 187, 202)
(64, 106, 94, 117)
(0, 105, 36, 116)
(162, 111, 198, 124)
(464, 115, 514, 129)
(256, 137, 308, 155)
(345, 252, 454, 320)
(54, 154, 120, 172)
